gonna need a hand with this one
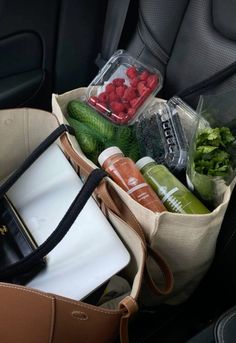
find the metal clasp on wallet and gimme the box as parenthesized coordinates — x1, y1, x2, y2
(0, 225, 8, 235)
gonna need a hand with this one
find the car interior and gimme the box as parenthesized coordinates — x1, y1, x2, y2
(1, 0, 236, 342)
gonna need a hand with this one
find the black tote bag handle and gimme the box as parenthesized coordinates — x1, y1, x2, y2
(0, 124, 106, 280)
(0, 124, 74, 197)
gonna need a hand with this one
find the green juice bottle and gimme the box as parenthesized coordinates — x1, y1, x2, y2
(136, 157, 210, 214)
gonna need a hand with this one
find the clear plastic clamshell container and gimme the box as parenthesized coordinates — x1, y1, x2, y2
(167, 96, 201, 144)
(135, 101, 189, 173)
(87, 50, 163, 125)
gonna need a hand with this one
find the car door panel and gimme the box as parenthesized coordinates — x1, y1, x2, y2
(0, 32, 43, 108)
(0, 0, 60, 109)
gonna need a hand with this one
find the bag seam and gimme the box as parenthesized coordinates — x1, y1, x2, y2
(49, 297, 55, 343)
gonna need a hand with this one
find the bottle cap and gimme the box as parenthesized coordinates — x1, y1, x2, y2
(136, 156, 155, 170)
(98, 146, 123, 167)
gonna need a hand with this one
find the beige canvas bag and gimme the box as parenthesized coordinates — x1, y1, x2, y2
(52, 87, 236, 306)
(0, 107, 173, 342)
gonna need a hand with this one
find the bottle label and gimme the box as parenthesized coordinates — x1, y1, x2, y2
(127, 177, 139, 187)
(127, 183, 148, 195)
(161, 187, 179, 203)
(105, 159, 166, 212)
(161, 187, 185, 212)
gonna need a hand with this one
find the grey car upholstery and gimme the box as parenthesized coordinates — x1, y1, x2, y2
(123, 1, 236, 341)
(126, 0, 236, 108)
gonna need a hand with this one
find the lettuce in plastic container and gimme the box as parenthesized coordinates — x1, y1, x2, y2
(186, 91, 236, 208)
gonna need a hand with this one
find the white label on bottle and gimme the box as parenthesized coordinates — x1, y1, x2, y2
(162, 187, 179, 204)
(127, 183, 147, 195)
(127, 177, 139, 187)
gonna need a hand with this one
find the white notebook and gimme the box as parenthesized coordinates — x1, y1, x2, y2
(7, 144, 130, 300)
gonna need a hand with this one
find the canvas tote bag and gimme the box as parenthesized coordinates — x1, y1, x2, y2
(0, 107, 173, 342)
(52, 87, 236, 306)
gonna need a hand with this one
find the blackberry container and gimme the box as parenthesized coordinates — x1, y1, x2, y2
(167, 96, 201, 144)
(86, 50, 163, 125)
(135, 101, 188, 173)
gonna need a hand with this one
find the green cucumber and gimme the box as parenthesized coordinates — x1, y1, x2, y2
(67, 117, 104, 157)
(115, 126, 133, 144)
(104, 134, 140, 162)
(67, 100, 115, 140)
(127, 141, 141, 162)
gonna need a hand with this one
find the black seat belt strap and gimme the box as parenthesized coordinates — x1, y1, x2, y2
(95, 0, 131, 68)
(178, 61, 236, 99)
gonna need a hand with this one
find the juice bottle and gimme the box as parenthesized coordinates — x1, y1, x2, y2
(98, 147, 166, 213)
(136, 157, 210, 214)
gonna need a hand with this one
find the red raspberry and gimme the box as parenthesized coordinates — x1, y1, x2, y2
(88, 96, 98, 106)
(110, 101, 125, 114)
(137, 81, 151, 98)
(116, 86, 126, 97)
(105, 83, 115, 93)
(130, 77, 139, 88)
(123, 87, 137, 101)
(141, 88, 152, 99)
(126, 66, 137, 79)
(127, 108, 136, 117)
(130, 97, 143, 110)
(122, 102, 130, 112)
(115, 112, 129, 124)
(137, 81, 146, 94)
(98, 92, 108, 103)
(109, 91, 120, 102)
(147, 74, 159, 90)
(112, 78, 125, 87)
(139, 70, 149, 81)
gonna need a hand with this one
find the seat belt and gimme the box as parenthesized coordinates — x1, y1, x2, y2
(177, 61, 236, 100)
(95, 0, 131, 68)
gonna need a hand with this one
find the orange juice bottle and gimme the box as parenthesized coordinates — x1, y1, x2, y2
(98, 147, 166, 213)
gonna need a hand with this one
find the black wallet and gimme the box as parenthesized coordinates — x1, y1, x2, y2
(0, 196, 45, 284)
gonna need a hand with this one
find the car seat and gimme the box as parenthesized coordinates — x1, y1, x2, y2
(124, 0, 236, 109)
(107, 0, 236, 341)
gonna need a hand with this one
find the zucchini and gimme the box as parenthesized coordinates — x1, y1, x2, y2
(67, 100, 115, 140)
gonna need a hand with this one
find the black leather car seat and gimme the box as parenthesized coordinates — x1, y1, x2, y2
(126, 0, 236, 108)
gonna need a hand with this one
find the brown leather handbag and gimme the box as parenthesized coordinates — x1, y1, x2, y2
(0, 108, 173, 343)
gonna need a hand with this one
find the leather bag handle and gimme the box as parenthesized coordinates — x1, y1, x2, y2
(97, 181, 174, 296)
(61, 135, 174, 296)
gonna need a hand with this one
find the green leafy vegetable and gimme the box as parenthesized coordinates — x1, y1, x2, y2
(194, 127, 235, 177)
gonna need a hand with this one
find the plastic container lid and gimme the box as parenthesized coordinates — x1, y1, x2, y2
(87, 49, 163, 125)
(136, 157, 155, 170)
(98, 146, 123, 167)
(135, 101, 188, 173)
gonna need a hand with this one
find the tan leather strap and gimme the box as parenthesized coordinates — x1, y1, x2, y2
(61, 134, 174, 296)
(96, 181, 174, 296)
(145, 245, 174, 295)
(119, 296, 139, 343)
(96, 181, 146, 244)
(96, 181, 122, 216)
(61, 134, 93, 176)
